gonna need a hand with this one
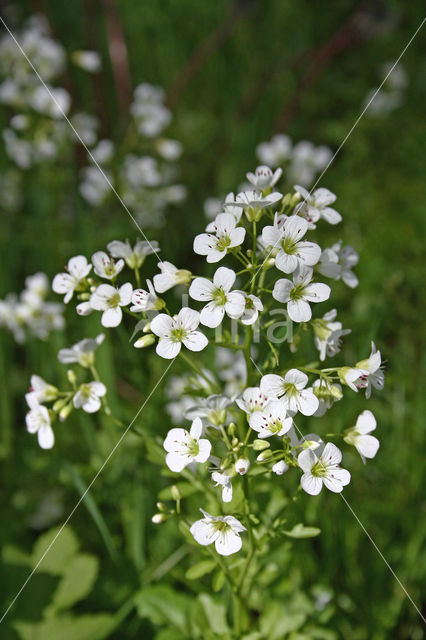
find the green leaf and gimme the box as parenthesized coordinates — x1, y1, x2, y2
(283, 523, 321, 538)
(14, 614, 117, 640)
(46, 553, 99, 613)
(212, 568, 225, 592)
(31, 525, 79, 575)
(259, 602, 306, 638)
(185, 559, 217, 580)
(2, 544, 31, 566)
(197, 593, 230, 635)
(134, 585, 191, 630)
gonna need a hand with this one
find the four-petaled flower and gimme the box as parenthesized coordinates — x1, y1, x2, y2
(163, 417, 211, 472)
(246, 165, 283, 189)
(344, 410, 379, 461)
(249, 400, 293, 438)
(58, 334, 105, 367)
(107, 239, 159, 269)
(150, 307, 208, 359)
(294, 185, 342, 228)
(73, 381, 107, 413)
(194, 213, 246, 263)
(298, 442, 351, 495)
(272, 265, 330, 323)
(260, 369, 319, 416)
(190, 509, 246, 556)
(153, 261, 191, 293)
(90, 283, 133, 327)
(130, 280, 159, 312)
(91, 251, 124, 280)
(189, 266, 245, 328)
(236, 387, 270, 414)
(25, 396, 55, 449)
(52, 255, 92, 303)
(262, 215, 321, 274)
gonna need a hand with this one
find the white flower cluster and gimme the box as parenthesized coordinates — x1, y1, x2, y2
(0, 15, 100, 168)
(45, 156, 385, 556)
(25, 334, 106, 449)
(0, 272, 64, 343)
(364, 61, 408, 116)
(79, 83, 186, 228)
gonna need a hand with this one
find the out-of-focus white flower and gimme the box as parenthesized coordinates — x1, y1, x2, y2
(107, 239, 159, 269)
(57, 334, 105, 367)
(246, 165, 282, 189)
(131, 83, 171, 137)
(26, 400, 54, 449)
(73, 381, 106, 413)
(317, 241, 359, 288)
(70, 112, 99, 146)
(156, 138, 183, 161)
(256, 134, 292, 167)
(71, 50, 102, 73)
(79, 166, 112, 205)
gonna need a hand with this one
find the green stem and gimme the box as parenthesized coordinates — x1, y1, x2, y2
(179, 351, 221, 393)
(133, 267, 141, 287)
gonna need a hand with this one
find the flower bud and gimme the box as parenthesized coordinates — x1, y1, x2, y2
(175, 269, 192, 285)
(67, 369, 77, 386)
(134, 334, 156, 348)
(208, 409, 227, 427)
(59, 403, 73, 421)
(156, 502, 167, 512)
(52, 397, 69, 412)
(228, 422, 236, 437)
(143, 322, 151, 333)
(171, 485, 181, 501)
(154, 298, 166, 311)
(253, 439, 270, 451)
(235, 458, 250, 475)
(256, 449, 272, 462)
(290, 192, 301, 207)
(152, 513, 168, 524)
(272, 460, 288, 475)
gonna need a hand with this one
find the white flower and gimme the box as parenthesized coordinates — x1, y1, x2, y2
(130, 280, 158, 312)
(236, 387, 270, 414)
(189, 267, 245, 328)
(185, 394, 231, 427)
(256, 134, 292, 167)
(262, 215, 321, 274)
(312, 379, 343, 417)
(272, 265, 330, 323)
(212, 471, 233, 503)
(190, 509, 246, 556)
(26, 402, 54, 449)
(153, 261, 191, 293)
(73, 381, 106, 413)
(353, 342, 385, 398)
(232, 189, 283, 216)
(52, 255, 92, 303)
(150, 307, 208, 359)
(79, 166, 112, 205)
(249, 400, 293, 438)
(235, 458, 250, 475)
(71, 50, 101, 72)
(194, 213, 246, 263)
(313, 309, 351, 361)
(317, 241, 359, 288)
(91, 251, 125, 280)
(298, 442, 350, 495)
(90, 283, 132, 327)
(57, 334, 105, 367)
(272, 460, 289, 475)
(260, 369, 319, 416)
(205, 192, 244, 228)
(344, 410, 379, 461)
(107, 239, 159, 269)
(76, 301, 93, 316)
(246, 165, 282, 189)
(238, 293, 263, 325)
(294, 185, 342, 227)
(156, 138, 183, 161)
(25, 374, 58, 406)
(163, 417, 211, 472)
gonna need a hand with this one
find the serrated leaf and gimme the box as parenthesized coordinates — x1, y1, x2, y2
(185, 559, 217, 580)
(46, 553, 99, 613)
(32, 525, 79, 575)
(283, 523, 321, 538)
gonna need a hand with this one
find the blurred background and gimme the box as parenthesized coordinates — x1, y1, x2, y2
(0, 1, 425, 638)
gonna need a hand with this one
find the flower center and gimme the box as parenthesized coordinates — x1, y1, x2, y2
(211, 520, 231, 534)
(170, 327, 188, 342)
(289, 283, 306, 301)
(283, 382, 298, 398)
(311, 460, 328, 477)
(109, 293, 121, 308)
(281, 236, 298, 255)
(269, 418, 283, 434)
(186, 437, 200, 457)
(216, 234, 231, 252)
(212, 286, 227, 306)
(79, 384, 92, 400)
